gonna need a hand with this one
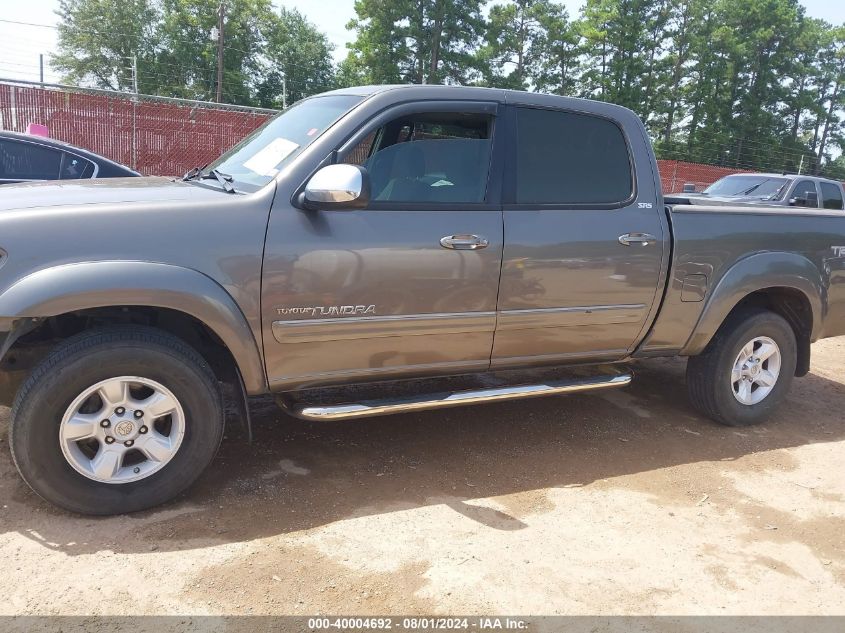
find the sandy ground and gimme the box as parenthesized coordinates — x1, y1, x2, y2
(1, 338, 844, 619)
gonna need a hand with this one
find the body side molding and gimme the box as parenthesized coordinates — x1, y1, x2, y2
(272, 311, 496, 344)
(497, 304, 647, 330)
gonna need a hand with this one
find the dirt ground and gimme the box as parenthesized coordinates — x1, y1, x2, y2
(1, 338, 844, 619)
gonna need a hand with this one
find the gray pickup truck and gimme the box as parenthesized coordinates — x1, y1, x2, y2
(2, 85, 844, 515)
(680, 172, 845, 209)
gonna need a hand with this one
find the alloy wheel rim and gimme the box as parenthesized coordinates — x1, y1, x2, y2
(731, 336, 781, 406)
(58, 376, 185, 484)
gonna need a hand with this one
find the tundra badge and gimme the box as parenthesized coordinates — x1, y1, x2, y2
(276, 305, 376, 317)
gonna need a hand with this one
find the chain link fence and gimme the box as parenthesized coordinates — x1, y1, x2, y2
(0, 79, 277, 176)
(656, 160, 754, 194)
(1, 79, 811, 193)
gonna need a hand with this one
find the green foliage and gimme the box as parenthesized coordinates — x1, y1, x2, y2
(344, 0, 409, 84)
(532, 2, 580, 95)
(52, 0, 845, 176)
(255, 7, 336, 107)
(154, 0, 272, 103)
(346, 0, 485, 84)
(334, 54, 369, 89)
(53, 0, 160, 92)
(476, 0, 544, 89)
(52, 0, 335, 105)
(579, 0, 674, 117)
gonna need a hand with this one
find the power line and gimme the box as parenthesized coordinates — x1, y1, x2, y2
(0, 18, 259, 59)
(0, 18, 58, 29)
(0, 17, 343, 81)
(0, 51, 339, 104)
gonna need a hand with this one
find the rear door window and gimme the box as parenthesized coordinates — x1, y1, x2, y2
(514, 107, 633, 205)
(0, 139, 62, 180)
(820, 182, 844, 210)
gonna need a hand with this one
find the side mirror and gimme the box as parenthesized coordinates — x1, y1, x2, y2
(302, 164, 370, 210)
(790, 192, 818, 208)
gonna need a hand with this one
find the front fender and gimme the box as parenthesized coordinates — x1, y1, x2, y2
(0, 261, 267, 393)
(681, 251, 824, 355)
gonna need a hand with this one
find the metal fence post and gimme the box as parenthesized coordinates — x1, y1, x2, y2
(131, 55, 139, 171)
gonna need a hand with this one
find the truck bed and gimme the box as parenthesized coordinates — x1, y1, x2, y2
(638, 202, 845, 358)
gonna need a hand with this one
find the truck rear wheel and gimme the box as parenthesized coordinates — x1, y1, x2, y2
(9, 326, 224, 515)
(686, 308, 797, 426)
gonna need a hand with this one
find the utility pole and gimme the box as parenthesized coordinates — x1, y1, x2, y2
(215, 2, 225, 103)
(281, 72, 287, 109)
(39, 54, 44, 86)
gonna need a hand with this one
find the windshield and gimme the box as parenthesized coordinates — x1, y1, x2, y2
(206, 94, 363, 191)
(703, 175, 789, 199)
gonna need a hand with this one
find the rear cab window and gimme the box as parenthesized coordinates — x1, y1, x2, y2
(820, 182, 844, 210)
(513, 107, 633, 205)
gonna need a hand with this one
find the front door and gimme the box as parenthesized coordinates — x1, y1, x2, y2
(261, 101, 504, 390)
(493, 103, 667, 367)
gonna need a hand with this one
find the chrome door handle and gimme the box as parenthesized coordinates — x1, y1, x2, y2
(440, 234, 489, 250)
(618, 233, 657, 246)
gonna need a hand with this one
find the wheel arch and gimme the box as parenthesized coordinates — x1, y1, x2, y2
(681, 252, 823, 377)
(0, 261, 267, 394)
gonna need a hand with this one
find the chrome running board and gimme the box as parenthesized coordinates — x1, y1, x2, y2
(285, 372, 632, 421)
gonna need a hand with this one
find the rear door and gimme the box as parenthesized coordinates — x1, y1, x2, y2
(820, 181, 844, 210)
(493, 102, 667, 367)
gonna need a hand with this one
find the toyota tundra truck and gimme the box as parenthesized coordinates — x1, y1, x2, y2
(1, 85, 844, 515)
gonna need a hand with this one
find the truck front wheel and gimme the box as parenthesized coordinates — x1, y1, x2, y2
(686, 308, 797, 426)
(9, 326, 224, 515)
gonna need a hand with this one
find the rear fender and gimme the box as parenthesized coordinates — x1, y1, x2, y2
(681, 252, 824, 356)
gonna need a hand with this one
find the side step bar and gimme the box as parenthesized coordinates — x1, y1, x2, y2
(285, 371, 632, 421)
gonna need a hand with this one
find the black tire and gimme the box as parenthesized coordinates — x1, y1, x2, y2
(686, 308, 797, 426)
(9, 326, 224, 515)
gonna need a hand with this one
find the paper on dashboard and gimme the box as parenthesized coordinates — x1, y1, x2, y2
(243, 138, 300, 176)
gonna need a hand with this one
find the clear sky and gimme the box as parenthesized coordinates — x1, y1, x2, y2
(1, 0, 844, 85)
